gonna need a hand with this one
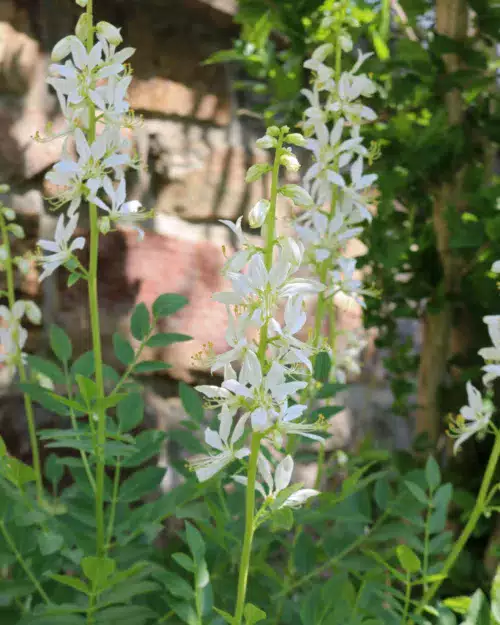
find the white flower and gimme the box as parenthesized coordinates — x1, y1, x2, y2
(89, 176, 146, 240)
(222, 360, 307, 431)
(450, 382, 493, 454)
(0, 303, 28, 372)
(491, 260, 500, 273)
(37, 213, 85, 281)
(234, 454, 319, 508)
(190, 411, 250, 482)
(248, 199, 270, 228)
(274, 402, 325, 445)
(479, 315, 500, 385)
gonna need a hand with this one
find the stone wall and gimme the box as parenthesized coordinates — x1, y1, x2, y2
(0, 0, 408, 471)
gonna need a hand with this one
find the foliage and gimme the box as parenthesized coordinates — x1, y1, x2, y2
(0, 0, 499, 624)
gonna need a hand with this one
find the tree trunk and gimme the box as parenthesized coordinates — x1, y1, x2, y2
(416, 0, 468, 443)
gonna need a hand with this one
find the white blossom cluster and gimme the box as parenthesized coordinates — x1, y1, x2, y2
(0, 194, 42, 373)
(190, 127, 324, 508)
(450, 307, 499, 452)
(294, 41, 379, 380)
(36, 9, 148, 280)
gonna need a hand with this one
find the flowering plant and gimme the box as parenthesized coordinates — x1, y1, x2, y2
(0, 1, 499, 624)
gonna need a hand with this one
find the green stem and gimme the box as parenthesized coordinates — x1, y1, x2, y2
(413, 430, 500, 618)
(422, 496, 431, 593)
(0, 216, 43, 502)
(105, 461, 121, 551)
(64, 363, 96, 492)
(0, 521, 50, 603)
(233, 131, 285, 625)
(84, 0, 106, 558)
(402, 574, 412, 624)
(233, 433, 261, 625)
(276, 510, 390, 598)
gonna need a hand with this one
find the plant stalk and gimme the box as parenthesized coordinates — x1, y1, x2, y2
(0, 215, 43, 502)
(233, 132, 284, 624)
(413, 429, 500, 618)
(84, 0, 106, 557)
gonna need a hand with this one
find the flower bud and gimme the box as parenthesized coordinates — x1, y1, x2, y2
(51, 36, 74, 62)
(0, 246, 7, 262)
(255, 135, 276, 150)
(25, 301, 42, 325)
(339, 34, 353, 53)
(266, 126, 280, 137)
(96, 21, 123, 46)
(280, 153, 300, 172)
(245, 163, 272, 183)
(248, 199, 270, 228)
(15, 257, 30, 274)
(312, 43, 333, 63)
(37, 373, 54, 391)
(3, 207, 15, 221)
(492, 260, 500, 273)
(285, 133, 306, 147)
(279, 184, 313, 207)
(75, 14, 90, 42)
(75, 0, 88, 7)
(8, 224, 24, 239)
(0, 184, 10, 194)
(99, 216, 111, 235)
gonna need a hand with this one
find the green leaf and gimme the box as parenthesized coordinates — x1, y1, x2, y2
(3, 456, 37, 486)
(26, 355, 65, 384)
(44, 453, 64, 485)
(313, 351, 331, 382)
(49, 324, 72, 363)
(404, 480, 428, 505)
(131, 303, 150, 341)
(245, 163, 272, 183)
(67, 272, 81, 287)
(179, 382, 204, 422)
(71, 351, 95, 377)
(172, 552, 195, 572)
(146, 333, 192, 348)
(425, 456, 441, 491)
(169, 601, 198, 625)
(154, 570, 194, 599)
(112, 333, 134, 366)
(94, 605, 157, 624)
(464, 589, 490, 625)
(133, 360, 172, 374)
(82, 556, 116, 588)
(214, 607, 236, 625)
(0, 579, 36, 601)
(50, 574, 90, 594)
(492, 564, 500, 623)
(117, 392, 144, 432)
(270, 507, 294, 532)
(75, 374, 98, 407)
(185, 522, 205, 562)
(309, 405, 343, 420)
(396, 544, 421, 574)
(38, 531, 64, 556)
(152, 293, 188, 318)
(244, 603, 266, 625)
(316, 382, 347, 399)
(119, 467, 165, 502)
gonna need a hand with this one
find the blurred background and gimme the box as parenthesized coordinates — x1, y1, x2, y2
(0, 0, 499, 564)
